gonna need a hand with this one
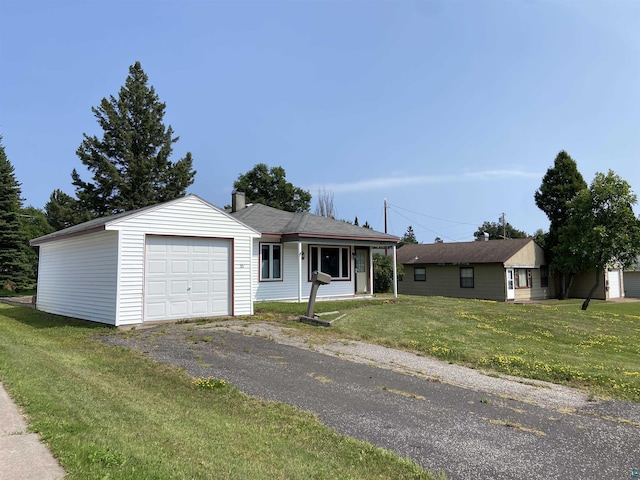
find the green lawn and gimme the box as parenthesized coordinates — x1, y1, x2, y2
(255, 295, 640, 401)
(0, 303, 439, 480)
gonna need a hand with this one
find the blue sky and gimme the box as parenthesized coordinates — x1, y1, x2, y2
(2, 0, 639, 242)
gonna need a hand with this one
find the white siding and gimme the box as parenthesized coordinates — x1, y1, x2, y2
(253, 242, 357, 302)
(36, 231, 118, 325)
(111, 196, 258, 324)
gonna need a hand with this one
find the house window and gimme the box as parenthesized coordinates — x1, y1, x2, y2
(414, 267, 426, 281)
(460, 267, 474, 288)
(515, 268, 532, 288)
(310, 246, 350, 280)
(260, 244, 282, 281)
(540, 265, 549, 288)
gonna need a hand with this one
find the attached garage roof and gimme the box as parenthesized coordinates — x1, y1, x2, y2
(31, 195, 258, 246)
(397, 238, 535, 265)
(229, 203, 399, 244)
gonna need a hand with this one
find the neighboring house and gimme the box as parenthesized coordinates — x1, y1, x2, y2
(397, 238, 552, 302)
(624, 257, 640, 298)
(228, 192, 400, 303)
(30, 193, 399, 326)
(570, 268, 625, 300)
(31, 195, 260, 326)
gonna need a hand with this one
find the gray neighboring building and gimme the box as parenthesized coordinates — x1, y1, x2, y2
(397, 238, 552, 302)
(623, 256, 640, 298)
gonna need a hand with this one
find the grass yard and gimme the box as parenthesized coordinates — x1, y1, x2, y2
(255, 295, 640, 402)
(0, 303, 438, 480)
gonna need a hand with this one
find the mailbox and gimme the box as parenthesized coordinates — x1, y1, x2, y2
(300, 270, 332, 326)
(311, 271, 331, 286)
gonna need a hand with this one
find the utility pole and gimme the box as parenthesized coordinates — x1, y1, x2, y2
(502, 212, 506, 239)
(384, 198, 388, 255)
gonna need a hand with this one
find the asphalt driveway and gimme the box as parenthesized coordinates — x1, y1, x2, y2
(101, 321, 640, 480)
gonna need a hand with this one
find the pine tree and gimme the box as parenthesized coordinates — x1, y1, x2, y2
(0, 136, 32, 290)
(534, 151, 587, 298)
(399, 226, 418, 247)
(45, 189, 91, 231)
(72, 61, 196, 217)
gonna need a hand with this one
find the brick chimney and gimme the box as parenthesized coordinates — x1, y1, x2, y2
(231, 191, 246, 212)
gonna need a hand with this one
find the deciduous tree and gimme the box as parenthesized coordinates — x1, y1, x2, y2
(72, 61, 195, 218)
(233, 163, 311, 212)
(557, 170, 640, 310)
(315, 188, 336, 219)
(473, 219, 528, 241)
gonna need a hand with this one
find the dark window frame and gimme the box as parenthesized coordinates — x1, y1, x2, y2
(460, 267, 474, 288)
(309, 245, 351, 281)
(413, 267, 426, 282)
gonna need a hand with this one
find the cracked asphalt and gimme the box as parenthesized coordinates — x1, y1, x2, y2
(101, 321, 640, 480)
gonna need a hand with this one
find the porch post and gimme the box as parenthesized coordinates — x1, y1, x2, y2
(392, 244, 398, 298)
(297, 241, 303, 302)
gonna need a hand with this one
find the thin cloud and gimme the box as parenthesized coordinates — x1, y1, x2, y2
(306, 169, 542, 194)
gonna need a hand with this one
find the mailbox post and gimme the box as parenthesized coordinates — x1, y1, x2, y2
(300, 270, 331, 326)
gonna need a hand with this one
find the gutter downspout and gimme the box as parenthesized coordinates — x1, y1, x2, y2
(392, 245, 398, 298)
(298, 241, 303, 302)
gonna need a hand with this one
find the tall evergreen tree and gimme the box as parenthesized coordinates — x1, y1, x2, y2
(0, 136, 32, 290)
(19, 206, 54, 282)
(534, 151, 587, 298)
(72, 61, 196, 218)
(45, 189, 91, 231)
(233, 163, 311, 213)
(399, 226, 418, 247)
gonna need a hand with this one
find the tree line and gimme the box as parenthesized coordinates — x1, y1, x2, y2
(0, 62, 373, 291)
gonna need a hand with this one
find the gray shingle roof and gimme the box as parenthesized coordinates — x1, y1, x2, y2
(397, 238, 534, 265)
(229, 203, 399, 244)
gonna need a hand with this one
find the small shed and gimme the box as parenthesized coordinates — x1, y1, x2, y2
(31, 195, 260, 326)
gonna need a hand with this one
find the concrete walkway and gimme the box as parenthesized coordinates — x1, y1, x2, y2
(0, 383, 65, 480)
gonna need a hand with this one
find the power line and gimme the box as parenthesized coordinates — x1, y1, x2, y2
(387, 203, 509, 242)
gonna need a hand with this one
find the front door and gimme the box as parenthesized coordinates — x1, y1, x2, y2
(506, 268, 515, 300)
(355, 248, 369, 294)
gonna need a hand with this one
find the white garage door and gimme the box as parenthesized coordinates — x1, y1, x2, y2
(145, 236, 231, 321)
(607, 269, 621, 299)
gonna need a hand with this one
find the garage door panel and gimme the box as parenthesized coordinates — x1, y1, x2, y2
(170, 301, 188, 316)
(170, 243, 188, 253)
(191, 280, 209, 294)
(170, 260, 189, 274)
(147, 260, 167, 274)
(192, 260, 209, 274)
(191, 300, 208, 315)
(170, 280, 189, 295)
(147, 281, 167, 296)
(145, 236, 231, 321)
(146, 303, 166, 317)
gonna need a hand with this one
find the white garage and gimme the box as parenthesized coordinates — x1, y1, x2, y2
(31, 195, 259, 326)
